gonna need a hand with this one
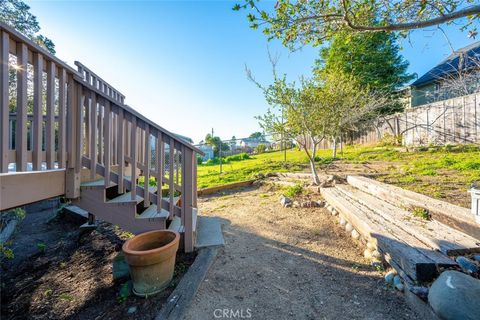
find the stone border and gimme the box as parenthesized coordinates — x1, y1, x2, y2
(155, 247, 219, 320)
(197, 180, 256, 196)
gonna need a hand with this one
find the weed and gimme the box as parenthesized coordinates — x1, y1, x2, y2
(58, 293, 74, 302)
(117, 282, 132, 303)
(44, 289, 53, 296)
(412, 207, 431, 220)
(0, 244, 14, 260)
(284, 184, 303, 198)
(37, 242, 46, 252)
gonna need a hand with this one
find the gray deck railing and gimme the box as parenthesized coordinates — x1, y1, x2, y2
(0, 22, 201, 251)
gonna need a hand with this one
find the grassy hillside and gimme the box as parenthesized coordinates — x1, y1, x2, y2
(197, 144, 480, 206)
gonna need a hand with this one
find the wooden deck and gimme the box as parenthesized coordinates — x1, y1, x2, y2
(0, 22, 203, 252)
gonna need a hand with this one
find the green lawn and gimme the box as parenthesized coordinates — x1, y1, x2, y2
(197, 144, 480, 206)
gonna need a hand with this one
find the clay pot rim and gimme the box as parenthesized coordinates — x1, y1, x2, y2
(122, 230, 180, 257)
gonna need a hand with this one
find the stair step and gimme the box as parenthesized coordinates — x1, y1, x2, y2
(168, 216, 183, 233)
(108, 192, 143, 204)
(137, 204, 169, 219)
(81, 179, 116, 187)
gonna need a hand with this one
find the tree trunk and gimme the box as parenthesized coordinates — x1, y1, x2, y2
(332, 137, 337, 159)
(309, 157, 321, 185)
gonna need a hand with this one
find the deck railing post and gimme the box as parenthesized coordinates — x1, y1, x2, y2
(15, 43, 27, 172)
(32, 53, 43, 171)
(0, 31, 9, 173)
(65, 79, 81, 198)
(182, 146, 194, 252)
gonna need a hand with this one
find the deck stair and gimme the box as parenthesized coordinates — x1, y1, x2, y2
(75, 179, 175, 234)
(321, 176, 480, 283)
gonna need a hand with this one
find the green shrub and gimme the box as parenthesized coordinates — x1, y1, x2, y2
(255, 144, 267, 154)
(225, 153, 250, 162)
(284, 184, 303, 198)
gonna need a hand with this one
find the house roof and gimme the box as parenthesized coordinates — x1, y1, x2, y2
(412, 41, 480, 87)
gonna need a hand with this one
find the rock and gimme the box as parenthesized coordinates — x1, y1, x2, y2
(372, 250, 382, 259)
(339, 217, 347, 226)
(127, 306, 137, 314)
(351, 229, 360, 240)
(366, 242, 377, 250)
(410, 286, 429, 300)
(331, 209, 338, 216)
(316, 200, 325, 208)
(280, 196, 291, 207)
(284, 203, 292, 208)
(255, 172, 265, 179)
(384, 270, 396, 284)
(345, 223, 353, 232)
(364, 248, 373, 259)
(393, 275, 404, 291)
(292, 201, 300, 208)
(428, 270, 480, 320)
(113, 253, 130, 280)
(456, 256, 479, 274)
(326, 205, 333, 212)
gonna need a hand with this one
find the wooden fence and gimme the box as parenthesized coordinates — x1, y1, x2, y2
(317, 92, 480, 149)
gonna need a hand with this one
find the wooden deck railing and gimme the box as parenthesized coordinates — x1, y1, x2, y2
(0, 22, 201, 252)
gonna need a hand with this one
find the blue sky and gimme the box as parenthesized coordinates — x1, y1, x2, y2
(26, 1, 478, 143)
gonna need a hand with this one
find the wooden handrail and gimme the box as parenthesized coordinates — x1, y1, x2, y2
(1, 22, 200, 252)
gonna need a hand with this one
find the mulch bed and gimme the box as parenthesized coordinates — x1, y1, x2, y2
(1, 210, 195, 320)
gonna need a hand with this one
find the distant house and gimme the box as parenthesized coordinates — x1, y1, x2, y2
(410, 41, 480, 107)
(197, 142, 214, 161)
(239, 137, 271, 151)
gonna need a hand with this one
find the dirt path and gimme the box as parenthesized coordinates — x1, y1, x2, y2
(185, 185, 418, 320)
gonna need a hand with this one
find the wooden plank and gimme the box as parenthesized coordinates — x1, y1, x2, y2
(169, 138, 174, 216)
(104, 100, 111, 187)
(98, 103, 103, 164)
(130, 116, 137, 200)
(46, 60, 55, 169)
(15, 42, 27, 171)
(182, 147, 194, 252)
(321, 187, 456, 282)
(32, 52, 43, 170)
(336, 184, 480, 256)
(143, 124, 151, 207)
(89, 92, 97, 180)
(156, 131, 164, 213)
(0, 169, 66, 211)
(75, 83, 84, 174)
(155, 247, 218, 320)
(58, 68, 67, 168)
(66, 75, 75, 168)
(0, 31, 9, 172)
(116, 108, 124, 193)
(347, 175, 480, 240)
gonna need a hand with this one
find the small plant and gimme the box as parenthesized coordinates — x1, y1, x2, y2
(0, 244, 14, 260)
(284, 184, 303, 198)
(254, 144, 267, 154)
(43, 288, 53, 296)
(117, 282, 132, 303)
(37, 242, 46, 252)
(59, 261, 66, 268)
(412, 207, 431, 220)
(58, 293, 74, 302)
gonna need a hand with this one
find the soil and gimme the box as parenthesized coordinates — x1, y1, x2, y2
(185, 185, 419, 320)
(0, 206, 195, 320)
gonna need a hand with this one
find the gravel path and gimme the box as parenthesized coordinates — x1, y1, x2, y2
(185, 185, 418, 320)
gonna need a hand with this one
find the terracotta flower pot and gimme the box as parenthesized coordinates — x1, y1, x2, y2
(122, 230, 180, 297)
